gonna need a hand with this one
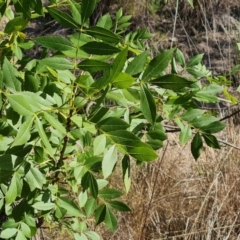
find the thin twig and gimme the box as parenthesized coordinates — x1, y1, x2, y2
(170, 0, 179, 48)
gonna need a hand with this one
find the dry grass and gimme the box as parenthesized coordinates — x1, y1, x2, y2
(100, 122, 240, 240)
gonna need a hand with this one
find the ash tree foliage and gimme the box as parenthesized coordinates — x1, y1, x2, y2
(0, 0, 235, 239)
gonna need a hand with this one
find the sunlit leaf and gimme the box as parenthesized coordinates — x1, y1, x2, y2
(102, 145, 118, 179)
(44, 112, 67, 135)
(0, 228, 18, 239)
(25, 165, 46, 191)
(179, 125, 192, 145)
(93, 134, 106, 155)
(32, 202, 55, 211)
(5, 173, 22, 204)
(112, 73, 135, 89)
(39, 57, 73, 70)
(35, 117, 54, 157)
(35, 36, 75, 51)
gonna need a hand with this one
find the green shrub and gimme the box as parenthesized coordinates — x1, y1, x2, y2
(0, 0, 233, 239)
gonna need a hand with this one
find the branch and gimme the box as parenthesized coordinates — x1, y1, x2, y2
(219, 107, 240, 122)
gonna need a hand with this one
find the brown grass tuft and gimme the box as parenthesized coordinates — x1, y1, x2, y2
(101, 123, 240, 240)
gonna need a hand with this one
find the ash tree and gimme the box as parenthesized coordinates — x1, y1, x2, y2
(0, 0, 236, 239)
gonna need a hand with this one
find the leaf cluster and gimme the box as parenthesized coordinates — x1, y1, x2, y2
(0, 0, 236, 239)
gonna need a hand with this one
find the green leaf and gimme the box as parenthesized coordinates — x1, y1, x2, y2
(85, 26, 120, 43)
(126, 51, 149, 75)
(7, 92, 53, 116)
(118, 15, 132, 24)
(112, 73, 135, 89)
(81, 0, 96, 24)
(0, 155, 23, 183)
(81, 42, 120, 55)
(97, 13, 112, 29)
(34, 146, 44, 163)
(122, 155, 131, 193)
(127, 142, 157, 162)
(102, 145, 118, 179)
(12, 118, 33, 147)
(93, 134, 106, 155)
(24, 72, 40, 92)
(47, 7, 79, 29)
(195, 84, 223, 103)
(187, 0, 194, 8)
(16, 230, 27, 240)
(180, 109, 205, 122)
(79, 191, 88, 208)
(25, 166, 46, 191)
(85, 231, 101, 240)
(32, 202, 55, 211)
(200, 121, 226, 134)
(30, 0, 43, 15)
(142, 48, 175, 80)
(57, 197, 84, 217)
(97, 117, 129, 132)
(187, 54, 204, 67)
(191, 132, 203, 160)
(84, 197, 97, 217)
(34, 36, 75, 51)
(6, 95, 33, 116)
(104, 207, 117, 231)
(5, 173, 22, 204)
(105, 130, 157, 161)
(39, 57, 73, 70)
(35, 117, 54, 157)
(175, 48, 186, 67)
(110, 47, 128, 81)
(69, 0, 81, 24)
(81, 172, 98, 198)
(14, 0, 31, 18)
(190, 115, 218, 128)
(20, 222, 31, 238)
(150, 74, 193, 91)
(3, 57, 21, 92)
(78, 59, 110, 73)
(44, 112, 67, 135)
(108, 200, 131, 212)
(4, 16, 28, 34)
(116, 8, 123, 20)
(179, 125, 192, 145)
(202, 134, 221, 149)
(95, 205, 106, 225)
(99, 189, 122, 199)
(0, 228, 18, 239)
(140, 84, 156, 125)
